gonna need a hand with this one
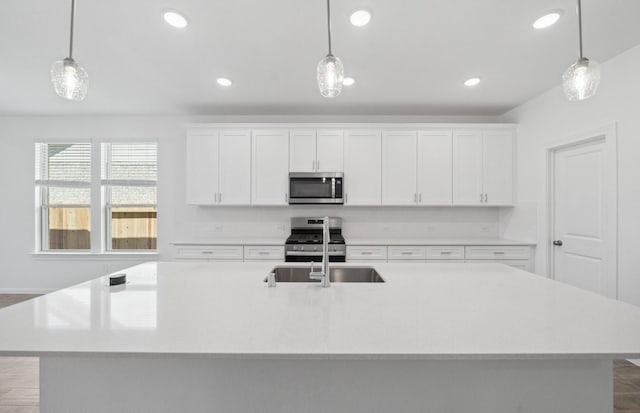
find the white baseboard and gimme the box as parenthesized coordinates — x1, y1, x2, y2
(0, 288, 56, 294)
(628, 359, 640, 367)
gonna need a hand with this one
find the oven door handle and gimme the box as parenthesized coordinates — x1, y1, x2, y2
(285, 251, 345, 256)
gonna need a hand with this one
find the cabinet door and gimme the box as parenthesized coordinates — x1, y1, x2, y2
(251, 130, 289, 205)
(453, 131, 484, 205)
(483, 131, 513, 206)
(316, 130, 344, 172)
(218, 130, 251, 205)
(344, 130, 381, 205)
(289, 130, 316, 172)
(417, 131, 453, 205)
(382, 131, 418, 205)
(186, 129, 219, 205)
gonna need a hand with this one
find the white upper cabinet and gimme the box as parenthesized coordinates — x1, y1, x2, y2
(316, 130, 344, 172)
(218, 130, 252, 205)
(382, 131, 418, 205)
(453, 131, 484, 205)
(252, 130, 289, 205)
(453, 130, 514, 206)
(289, 130, 316, 172)
(289, 130, 344, 172)
(186, 129, 219, 205)
(483, 131, 513, 206)
(344, 130, 382, 205)
(417, 131, 453, 205)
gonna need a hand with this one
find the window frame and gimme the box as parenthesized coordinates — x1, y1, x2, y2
(34, 138, 158, 255)
(102, 142, 158, 252)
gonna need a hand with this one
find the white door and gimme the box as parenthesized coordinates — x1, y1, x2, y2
(218, 130, 251, 205)
(289, 130, 316, 172)
(316, 130, 344, 172)
(483, 131, 513, 206)
(382, 131, 418, 205)
(417, 131, 453, 205)
(453, 131, 483, 205)
(553, 139, 609, 296)
(251, 130, 289, 205)
(344, 130, 381, 205)
(186, 129, 219, 205)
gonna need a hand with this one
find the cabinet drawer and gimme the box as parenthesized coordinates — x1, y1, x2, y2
(388, 246, 427, 260)
(464, 246, 530, 260)
(426, 246, 465, 260)
(244, 246, 284, 261)
(347, 246, 388, 261)
(176, 245, 244, 261)
(426, 259, 465, 263)
(465, 259, 531, 272)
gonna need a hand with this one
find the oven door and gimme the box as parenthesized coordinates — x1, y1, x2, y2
(285, 254, 346, 263)
(289, 173, 343, 204)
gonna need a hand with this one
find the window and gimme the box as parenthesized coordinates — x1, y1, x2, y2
(36, 143, 92, 250)
(35, 141, 157, 253)
(102, 143, 157, 250)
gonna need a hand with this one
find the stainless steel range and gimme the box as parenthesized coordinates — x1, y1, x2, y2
(285, 217, 346, 263)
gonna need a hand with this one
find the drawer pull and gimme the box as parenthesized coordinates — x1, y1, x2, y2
(258, 251, 270, 255)
(440, 251, 452, 255)
(361, 251, 373, 255)
(401, 252, 413, 255)
(201, 251, 213, 255)
(493, 251, 505, 255)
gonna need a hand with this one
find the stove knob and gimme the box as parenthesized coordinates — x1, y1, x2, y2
(313, 246, 318, 252)
(293, 245, 299, 251)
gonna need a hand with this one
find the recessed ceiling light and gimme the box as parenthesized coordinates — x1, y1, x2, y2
(464, 77, 481, 87)
(343, 77, 355, 86)
(533, 11, 562, 29)
(216, 77, 233, 87)
(162, 10, 189, 29)
(350, 10, 372, 27)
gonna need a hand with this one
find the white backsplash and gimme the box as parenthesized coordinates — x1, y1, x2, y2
(173, 206, 500, 241)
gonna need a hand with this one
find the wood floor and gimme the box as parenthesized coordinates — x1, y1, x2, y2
(0, 295, 639, 412)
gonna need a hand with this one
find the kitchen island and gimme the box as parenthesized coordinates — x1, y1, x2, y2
(1, 261, 639, 412)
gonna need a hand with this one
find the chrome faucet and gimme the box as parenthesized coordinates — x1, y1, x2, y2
(309, 216, 330, 287)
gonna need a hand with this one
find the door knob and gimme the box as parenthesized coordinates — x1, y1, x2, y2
(553, 240, 563, 246)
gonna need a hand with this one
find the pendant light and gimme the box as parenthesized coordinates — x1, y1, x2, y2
(317, 0, 344, 98)
(562, 0, 600, 101)
(51, 0, 88, 101)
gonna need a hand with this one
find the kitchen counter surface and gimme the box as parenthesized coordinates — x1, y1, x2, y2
(347, 238, 536, 246)
(0, 261, 638, 359)
(171, 238, 286, 246)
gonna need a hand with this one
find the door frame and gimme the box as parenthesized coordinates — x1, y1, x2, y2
(544, 122, 618, 298)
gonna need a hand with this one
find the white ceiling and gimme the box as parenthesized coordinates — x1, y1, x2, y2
(2, 0, 640, 116)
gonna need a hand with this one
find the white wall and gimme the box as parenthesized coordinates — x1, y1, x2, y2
(0, 114, 503, 292)
(501, 43, 640, 306)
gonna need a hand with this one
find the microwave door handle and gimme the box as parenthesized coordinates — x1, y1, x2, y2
(331, 178, 336, 199)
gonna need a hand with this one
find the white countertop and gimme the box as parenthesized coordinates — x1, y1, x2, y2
(172, 238, 535, 246)
(172, 238, 286, 246)
(346, 238, 536, 246)
(0, 261, 638, 360)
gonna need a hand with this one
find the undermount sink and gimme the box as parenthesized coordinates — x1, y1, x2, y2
(266, 266, 385, 283)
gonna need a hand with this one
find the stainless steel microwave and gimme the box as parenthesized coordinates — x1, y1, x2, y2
(288, 172, 344, 204)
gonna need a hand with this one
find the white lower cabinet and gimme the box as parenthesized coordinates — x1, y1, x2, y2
(346, 244, 533, 271)
(176, 245, 244, 261)
(346, 246, 388, 262)
(388, 246, 427, 261)
(244, 246, 285, 261)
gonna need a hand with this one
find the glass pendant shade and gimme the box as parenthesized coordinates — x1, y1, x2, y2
(562, 57, 600, 101)
(51, 58, 88, 101)
(317, 54, 344, 98)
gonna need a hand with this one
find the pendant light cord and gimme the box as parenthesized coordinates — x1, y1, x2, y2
(577, 0, 583, 59)
(326, 0, 332, 55)
(69, 0, 76, 59)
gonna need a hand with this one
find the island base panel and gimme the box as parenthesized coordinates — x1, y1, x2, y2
(40, 356, 612, 413)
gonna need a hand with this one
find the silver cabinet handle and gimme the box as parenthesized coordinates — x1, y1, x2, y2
(219, 192, 222, 203)
(480, 193, 483, 203)
(285, 192, 288, 203)
(201, 251, 213, 255)
(361, 251, 373, 255)
(414, 193, 417, 203)
(401, 251, 412, 255)
(484, 193, 488, 203)
(493, 251, 505, 255)
(258, 251, 270, 255)
(312, 160, 315, 171)
(440, 251, 452, 255)
(419, 193, 422, 203)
